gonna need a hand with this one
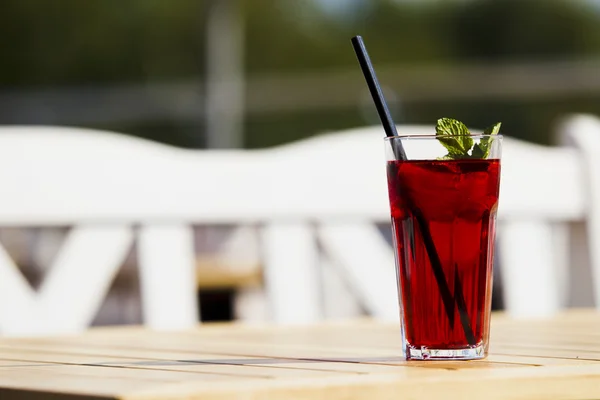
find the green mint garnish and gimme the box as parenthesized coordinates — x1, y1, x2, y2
(435, 118, 501, 160)
(436, 118, 473, 157)
(474, 121, 502, 159)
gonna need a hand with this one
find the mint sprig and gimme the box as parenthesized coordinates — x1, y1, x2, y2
(435, 118, 501, 159)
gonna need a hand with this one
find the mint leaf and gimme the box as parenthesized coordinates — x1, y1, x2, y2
(482, 122, 502, 136)
(436, 118, 470, 137)
(473, 122, 501, 159)
(436, 118, 473, 159)
(435, 118, 501, 160)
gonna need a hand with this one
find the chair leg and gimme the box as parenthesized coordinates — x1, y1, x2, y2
(138, 225, 199, 330)
(260, 222, 322, 324)
(498, 220, 564, 318)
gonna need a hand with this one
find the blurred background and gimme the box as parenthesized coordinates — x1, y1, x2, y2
(1, 0, 600, 331)
(6, 0, 600, 147)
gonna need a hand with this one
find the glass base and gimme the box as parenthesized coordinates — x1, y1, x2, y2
(406, 343, 486, 360)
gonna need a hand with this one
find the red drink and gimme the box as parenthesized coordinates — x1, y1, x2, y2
(387, 158, 501, 358)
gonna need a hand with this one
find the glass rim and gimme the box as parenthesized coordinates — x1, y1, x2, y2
(384, 134, 503, 140)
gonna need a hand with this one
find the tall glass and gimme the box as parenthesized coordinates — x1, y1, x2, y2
(385, 134, 502, 360)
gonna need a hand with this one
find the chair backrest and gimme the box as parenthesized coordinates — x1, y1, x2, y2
(0, 124, 363, 335)
(0, 126, 256, 336)
(259, 124, 586, 321)
(0, 124, 586, 336)
(494, 130, 585, 317)
(557, 114, 600, 309)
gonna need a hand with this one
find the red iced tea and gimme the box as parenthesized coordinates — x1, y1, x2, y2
(387, 158, 500, 356)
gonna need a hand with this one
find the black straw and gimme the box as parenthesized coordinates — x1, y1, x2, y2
(351, 35, 475, 346)
(350, 36, 407, 160)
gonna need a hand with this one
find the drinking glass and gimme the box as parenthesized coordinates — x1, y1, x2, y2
(385, 134, 502, 360)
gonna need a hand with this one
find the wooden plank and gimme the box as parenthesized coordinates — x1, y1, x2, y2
(4, 329, 592, 369)
(0, 348, 149, 365)
(0, 360, 49, 367)
(120, 364, 600, 400)
(0, 364, 227, 383)
(0, 368, 159, 398)
(493, 340, 600, 353)
(1, 311, 600, 399)
(1, 331, 593, 369)
(0, 347, 461, 377)
(491, 346, 600, 361)
(0, 343, 522, 375)
(0, 346, 527, 374)
(0, 344, 527, 384)
(102, 360, 406, 379)
(0, 348, 361, 379)
(0, 336, 402, 361)
(485, 353, 600, 366)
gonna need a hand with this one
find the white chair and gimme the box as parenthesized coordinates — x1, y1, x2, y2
(260, 124, 586, 321)
(557, 114, 600, 309)
(496, 132, 585, 316)
(0, 125, 356, 335)
(0, 126, 258, 336)
(0, 124, 585, 337)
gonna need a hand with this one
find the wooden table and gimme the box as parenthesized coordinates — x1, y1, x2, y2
(1, 310, 600, 399)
